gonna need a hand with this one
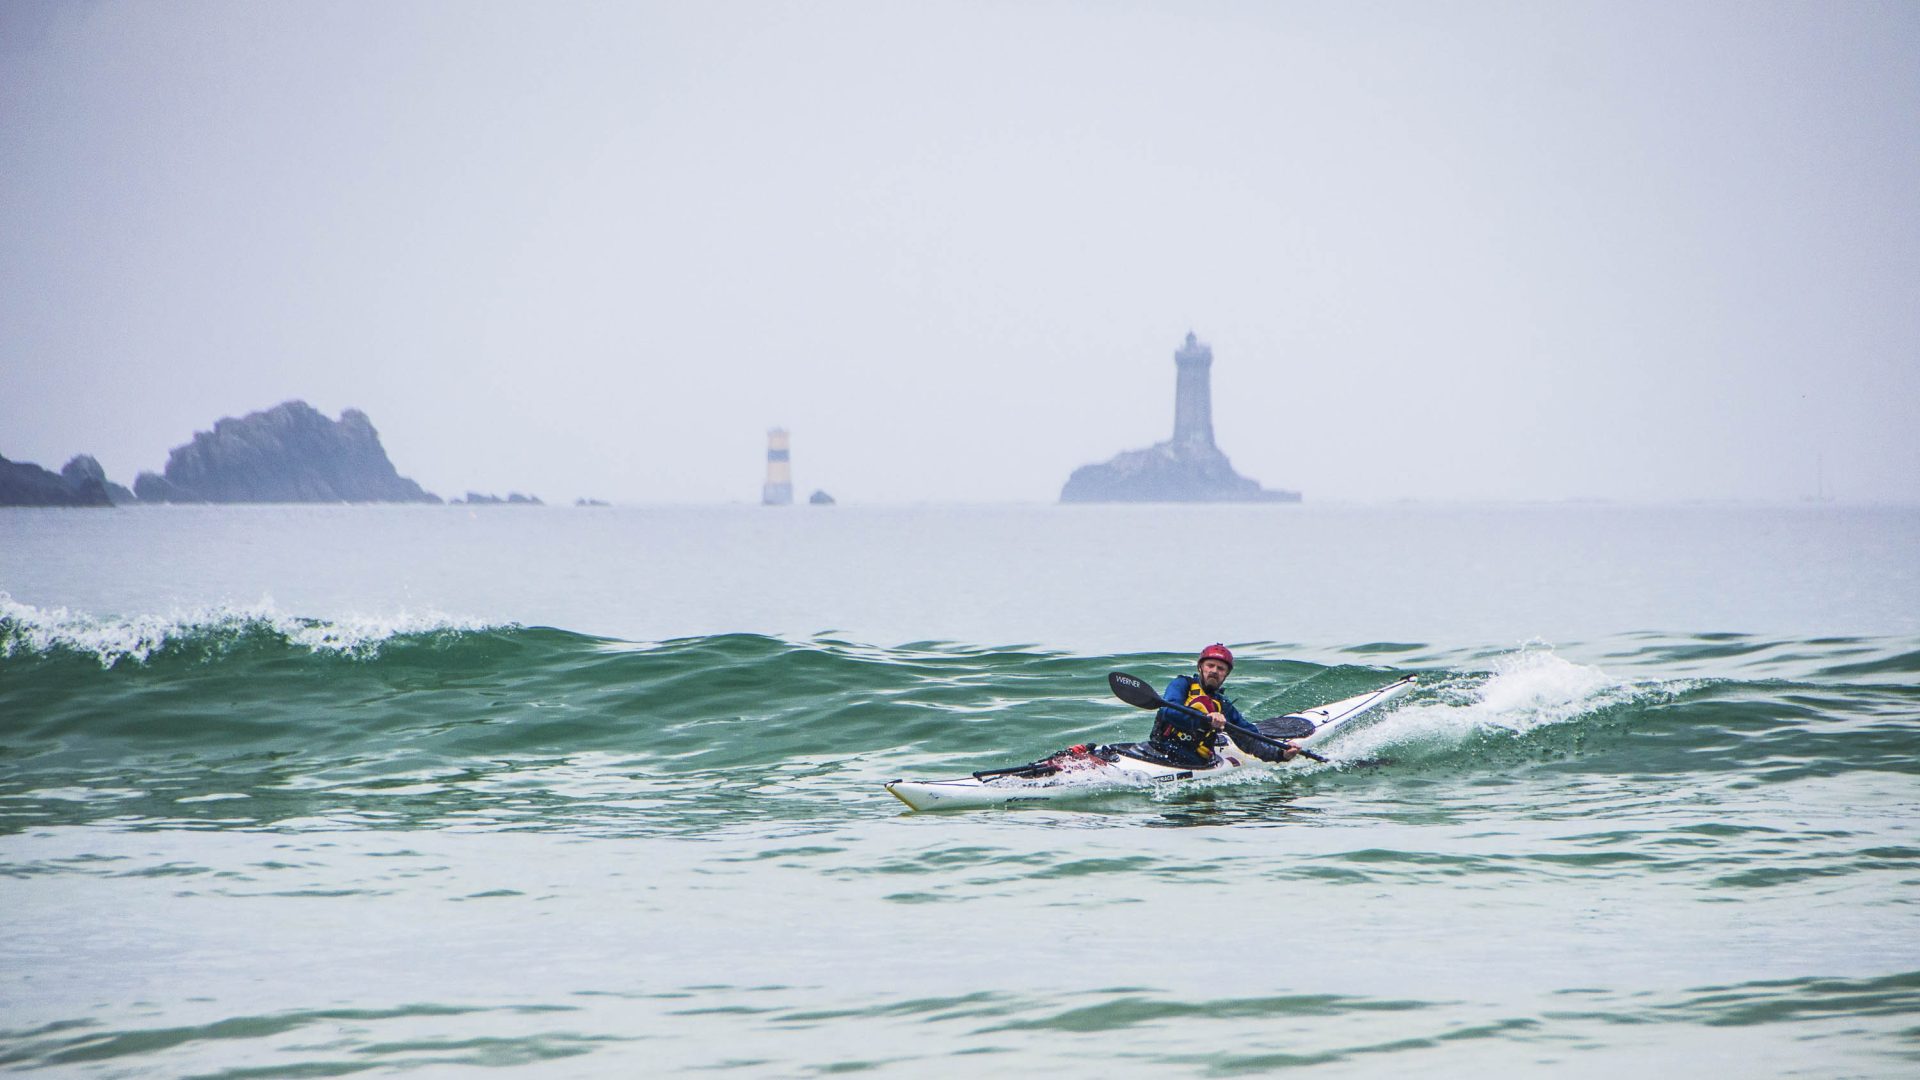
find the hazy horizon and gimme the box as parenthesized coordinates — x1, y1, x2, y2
(4, 1, 1917, 505)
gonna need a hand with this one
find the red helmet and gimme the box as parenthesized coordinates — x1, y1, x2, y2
(1198, 643, 1234, 671)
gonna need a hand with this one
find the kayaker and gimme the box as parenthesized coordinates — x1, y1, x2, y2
(1149, 644, 1300, 768)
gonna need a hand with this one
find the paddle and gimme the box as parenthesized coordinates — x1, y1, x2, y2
(1107, 671, 1330, 764)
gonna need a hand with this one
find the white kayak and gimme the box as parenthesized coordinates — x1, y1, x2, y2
(885, 675, 1416, 811)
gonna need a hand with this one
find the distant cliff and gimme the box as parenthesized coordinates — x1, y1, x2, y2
(1, 454, 115, 507)
(1060, 332, 1301, 504)
(133, 401, 440, 504)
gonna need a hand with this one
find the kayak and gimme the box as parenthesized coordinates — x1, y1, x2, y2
(885, 675, 1416, 811)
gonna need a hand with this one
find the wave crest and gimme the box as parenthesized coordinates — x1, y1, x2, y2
(0, 594, 500, 667)
(1329, 646, 1653, 761)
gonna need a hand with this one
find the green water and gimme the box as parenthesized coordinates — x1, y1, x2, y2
(2, 504, 1917, 1076)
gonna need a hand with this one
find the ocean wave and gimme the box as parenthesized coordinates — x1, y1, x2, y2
(2, 609, 1915, 834)
(1321, 646, 1666, 764)
(0, 594, 502, 666)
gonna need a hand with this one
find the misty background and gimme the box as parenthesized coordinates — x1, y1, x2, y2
(3, 0, 1916, 505)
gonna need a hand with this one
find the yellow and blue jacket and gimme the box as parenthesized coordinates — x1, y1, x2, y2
(1149, 674, 1251, 764)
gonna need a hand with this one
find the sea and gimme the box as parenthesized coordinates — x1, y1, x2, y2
(1, 502, 1916, 1078)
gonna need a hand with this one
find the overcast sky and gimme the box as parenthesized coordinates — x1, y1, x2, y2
(3, 1, 1916, 504)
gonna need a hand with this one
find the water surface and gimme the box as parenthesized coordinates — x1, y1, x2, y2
(2, 503, 1915, 1076)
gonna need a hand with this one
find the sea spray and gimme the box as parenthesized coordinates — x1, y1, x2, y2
(1314, 646, 1628, 762)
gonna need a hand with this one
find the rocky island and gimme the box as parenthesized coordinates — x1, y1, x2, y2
(1060, 332, 1301, 503)
(0, 454, 117, 507)
(133, 401, 440, 504)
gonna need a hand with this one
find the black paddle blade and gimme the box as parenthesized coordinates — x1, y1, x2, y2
(1108, 671, 1169, 710)
(1253, 715, 1316, 740)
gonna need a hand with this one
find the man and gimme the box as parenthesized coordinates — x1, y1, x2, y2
(1146, 643, 1300, 768)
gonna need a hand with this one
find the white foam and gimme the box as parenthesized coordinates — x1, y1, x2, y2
(276, 609, 495, 656)
(1470, 647, 1625, 730)
(1332, 646, 1635, 758)
(0, 593, 498, 667)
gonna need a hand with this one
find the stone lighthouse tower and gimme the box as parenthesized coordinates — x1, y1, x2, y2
(1057, 330, 1300, 503)
(761, 428, 793, 506)
(1171, 331, 1215, 450)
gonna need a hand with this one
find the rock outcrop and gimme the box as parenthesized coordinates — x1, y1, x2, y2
(132, 401, 440, 504)
(1060, 332, 1301, 504)
(1061, 442, 1296, 502)
(1, 454, 115, 507)
(454, 492, 543, 505)
(61, 455, 138, 505)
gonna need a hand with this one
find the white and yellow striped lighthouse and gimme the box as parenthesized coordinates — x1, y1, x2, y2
(761, 428, 793, 506)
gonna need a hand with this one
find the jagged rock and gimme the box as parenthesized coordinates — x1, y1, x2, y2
(138, 401, 440, 504)
(61, 455, 137, 505)
(574, 498, 610, 507)
(456, 492, 542, 505)
(1, 454, 113, 507)
(1060, 332, 1301, 504)
(133, 471, 199, 503)
(808, 490, 836, 505)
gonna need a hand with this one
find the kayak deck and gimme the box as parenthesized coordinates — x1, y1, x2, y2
(886, 675, 1415, 811)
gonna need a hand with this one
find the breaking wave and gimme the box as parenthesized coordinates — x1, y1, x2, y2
(2, 599, 1914, 833)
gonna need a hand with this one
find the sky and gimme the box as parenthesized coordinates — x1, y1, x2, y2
(2, 0, 1917, 504)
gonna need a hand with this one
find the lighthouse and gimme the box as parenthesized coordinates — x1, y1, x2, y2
(1171, 331, 1215, 450)
(761, 428, 793, 505)
(1057, 330, 1300, 503)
